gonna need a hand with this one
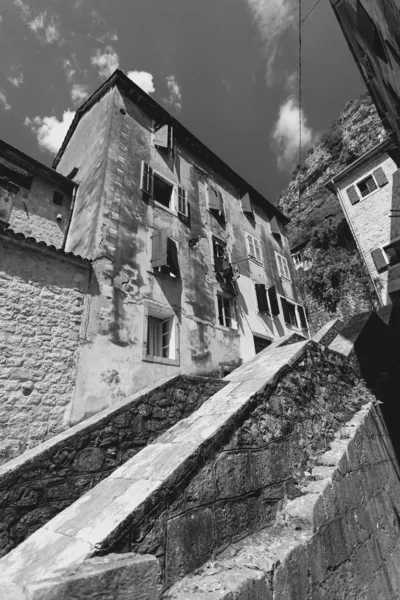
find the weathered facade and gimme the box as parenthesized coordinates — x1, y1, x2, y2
(330, 0, 400, 145)
(50, 70, 307, 424)
(326, 139, 400, 305)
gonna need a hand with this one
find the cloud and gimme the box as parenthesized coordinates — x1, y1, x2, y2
(91, 46, 119, 78)
(13, 0, 31, 20)
(70, 83, 89, 106)
(25, 110, 75, 154)
(0, 90, 11, 111)
(62, 58, 76, 82)
(7, 68, 24, 87)
(272, 96, 315, 171)
(97, 31, 118, 43)
(127, 70, 155, 94)
(29, 12, 62, 44)
(244, 0, 295, 84)
(165, 75, 182, 112)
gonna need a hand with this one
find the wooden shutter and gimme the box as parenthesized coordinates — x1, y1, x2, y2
(255, 283, 269, 313)
(178, 187, 187, 215)
(208, 186, 221, 211)
(154, 125, 169, 149)
(141, 161, 153, 195)
(297, 305, 308, 330)
(371, 248, 387, 274)
(270, 216, 280, 236)
(347, 185, 359, 205)
(151, 230, 168, 267)
(373, 167, 388, 187)
(241, 193, 253, 214)
(268, 285, 280, 316)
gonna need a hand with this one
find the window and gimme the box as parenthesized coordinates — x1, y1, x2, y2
(143, 302, 179, 366)
(372, 239, 400, 273)
(246, 234, 263, 264)
(346, 167, 388, 204)
(53, 191, 63, 205)
(253, 334, 272, 354)
(213, 237, 229, 273)
(357, 1, 387, 63)
(154, 124, 175, 156)
(241, 192, 253, 216)
(357, 175, 377, 198)
(276, 252, 291, 280)
(292, 252, 302, 266)
(207, 185, 225, 222)
(153, 174, 173, 208)
(151, 230, 180, 277)
(268, 286, 280, 316)
(147, 316, 172, 358)
(255, 283, 269, 314)
(270, 216, 281, 239)
(281, 299, 298, 328)
(217, 294, 236, 329)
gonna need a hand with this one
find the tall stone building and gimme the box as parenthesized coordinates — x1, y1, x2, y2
(0, 69, 307, 461)
(330, 0, 400, 145)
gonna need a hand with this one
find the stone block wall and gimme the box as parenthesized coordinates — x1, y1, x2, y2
(0, 375, 226, 557)
(106, 342, 361, 590)
(0, 235, 91, 464)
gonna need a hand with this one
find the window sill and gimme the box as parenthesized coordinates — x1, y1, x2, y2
(355, 188, 380, 203)
(148, 270, 181, 281)
(152, 200, 177, 216)
(248, 256, 263, 267)
(142, 354, 180, 366)
(215, 324, 240, 334)
(279, 275, 292, 283)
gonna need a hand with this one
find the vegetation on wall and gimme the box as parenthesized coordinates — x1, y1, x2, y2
(299, 218, 377, 313)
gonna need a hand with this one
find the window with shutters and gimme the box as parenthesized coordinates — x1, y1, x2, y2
(241, 192, 254, 216)
(246, 234, 263, 264)
(207, 185, 226, 222)
(213, 237, 229, 273)
(281, 298, 298, 328)
(217, 294, 237, 329)
(275, 252, 291, 280)
(153, 174, 174, 208)
(143, 302, 179, 366)
(153, 124, 175, 157)
(151, 230, 180, 278)
(255, 283, 269, 314)
(357, 175, 377, 198)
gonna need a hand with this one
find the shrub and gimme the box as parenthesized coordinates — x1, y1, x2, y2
(320, 127, 344, 160)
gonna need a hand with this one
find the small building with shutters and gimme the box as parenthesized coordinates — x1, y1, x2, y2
(47, 69, 307, 423)
(326, 138, 400, 305)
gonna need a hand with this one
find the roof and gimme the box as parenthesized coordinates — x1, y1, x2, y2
(0, 139, 78, 189)
(0, 222, 91, 267)
(52, 69, 289, 224)
(325, 138, 393, 193)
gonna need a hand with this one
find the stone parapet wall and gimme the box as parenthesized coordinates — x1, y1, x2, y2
(167, 398, 400, 600)
(0, 340, 369, 596)
(0, 375, 226, 557)
(0, 236, 91, 464)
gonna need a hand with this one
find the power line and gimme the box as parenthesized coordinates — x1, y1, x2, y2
(302, 0, 322, 23)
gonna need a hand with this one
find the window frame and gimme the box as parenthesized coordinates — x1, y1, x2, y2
(152, 171, 176, 212)
(216, 293, 237, 330)
(142, 301, 180, 366)
(280, 297, 309, 332)
(275, 252, 291, 281)
(246, 233, 263, 265)
(346, 166, 388, 204)
(356, 173, 378, 199)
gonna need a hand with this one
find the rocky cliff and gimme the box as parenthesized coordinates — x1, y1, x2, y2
(279, 93, 387, 249)
(278, 93, 387, 333)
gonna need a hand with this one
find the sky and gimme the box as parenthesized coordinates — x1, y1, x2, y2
(0, 0, 366, 204)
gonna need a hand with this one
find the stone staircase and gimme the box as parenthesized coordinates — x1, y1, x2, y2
(2, 314, 400, 600)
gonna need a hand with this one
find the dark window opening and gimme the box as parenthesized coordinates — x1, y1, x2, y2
(253, 335, 272, 354)
(217, 294, 234, 328)
(357, 175, 377, 198)
(357, 1, 388, 62)
(213, 238, 229, 273)
(282, 299, 298, 328)
(153, 175, 173, 208)
(53, 191, 63, 205)
(384, 241, 400, 267)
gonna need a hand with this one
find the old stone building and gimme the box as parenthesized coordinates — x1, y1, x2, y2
(0, 69, 307, 461)
(326, 138, 400, 305)
(330, 0, 400, 146)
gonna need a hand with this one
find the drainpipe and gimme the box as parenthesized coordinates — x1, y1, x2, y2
(62, 183, 78, 251)
(329, 179, 383, 308)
